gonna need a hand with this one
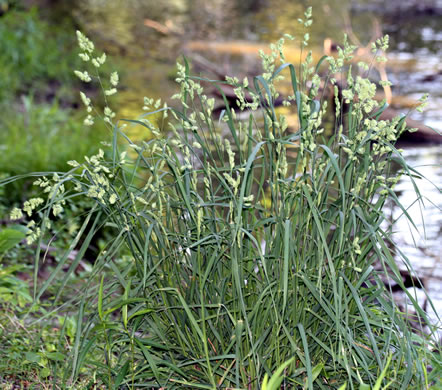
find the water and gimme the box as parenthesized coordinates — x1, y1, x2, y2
(391, 146, 442, 333)
(382, 6, 442, 333)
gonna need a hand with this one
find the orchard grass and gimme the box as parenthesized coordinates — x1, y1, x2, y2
(2, 7, 441, 389)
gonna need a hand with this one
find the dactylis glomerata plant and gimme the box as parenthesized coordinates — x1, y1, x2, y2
(8, 7, 439, 389)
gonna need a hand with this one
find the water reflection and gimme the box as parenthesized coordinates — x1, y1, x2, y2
(391, 146, 442, 331)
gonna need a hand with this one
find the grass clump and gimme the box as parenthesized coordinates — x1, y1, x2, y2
(3, 7, 440, 389)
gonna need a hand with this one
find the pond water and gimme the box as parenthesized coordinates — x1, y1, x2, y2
(58, 0, 442, 332)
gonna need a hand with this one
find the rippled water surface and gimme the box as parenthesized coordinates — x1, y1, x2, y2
(391, 146, 442, 330)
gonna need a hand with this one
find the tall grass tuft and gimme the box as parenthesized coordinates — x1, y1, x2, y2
(4, 8, 439, 388)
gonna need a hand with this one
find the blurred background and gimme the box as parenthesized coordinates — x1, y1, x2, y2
(0, 0, 440, 327)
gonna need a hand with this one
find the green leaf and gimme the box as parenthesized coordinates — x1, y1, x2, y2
(0, 227, 25, 254)
(114, 360, 130, 388)
(122, 278, 131, 329)
(298, 323, 313, 390)
(128, 308, 153, 321)
(372, 354, 393, 390)
(263, 357, 295, 390)
(25, 351, 41, 364)
(40, 366, 51, 378)
(45, 351, 65, 361)
(98, 274, 104, 321)
(311, 363, 324, 383)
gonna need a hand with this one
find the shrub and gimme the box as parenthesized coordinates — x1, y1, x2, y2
(0, 6, 111, 206)
(0, 7, 82, 102)
(0, 97, 102, 173)
(4, 8, 438, 388)
(0, 96, 107, 206)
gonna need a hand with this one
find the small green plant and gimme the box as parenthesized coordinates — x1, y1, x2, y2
(0, 304, 75, 386)
(3, 7, 439, 389)
(0, 226, 32, 308)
